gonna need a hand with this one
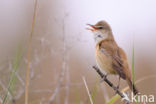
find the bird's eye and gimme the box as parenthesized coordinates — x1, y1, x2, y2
(97, 35, 101, 38)
(98, 26, 103, 29)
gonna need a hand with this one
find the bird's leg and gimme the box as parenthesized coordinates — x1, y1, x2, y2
(100, 73, 108, 83)
(117, 76, 121, 89)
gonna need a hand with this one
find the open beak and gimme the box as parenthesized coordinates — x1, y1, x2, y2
(86, 24, 97, 31)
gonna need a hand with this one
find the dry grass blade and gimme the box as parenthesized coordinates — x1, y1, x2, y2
(25, 0, 38, 104)
(82, 76, 94, 104)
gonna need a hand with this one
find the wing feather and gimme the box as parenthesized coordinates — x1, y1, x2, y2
(99, 40, 126, 79)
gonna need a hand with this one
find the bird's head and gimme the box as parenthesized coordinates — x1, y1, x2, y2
(87, 20, 113, 42)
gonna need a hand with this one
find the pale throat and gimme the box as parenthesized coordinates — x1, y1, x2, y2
(93, 31, 108, 44)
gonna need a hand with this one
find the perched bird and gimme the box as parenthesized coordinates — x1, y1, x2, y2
(87, 20, 138, 95)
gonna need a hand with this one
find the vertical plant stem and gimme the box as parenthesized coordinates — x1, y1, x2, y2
(25, 0, 38, 104)
(132, 44, 135, 85)
(132, 43, 138, 104)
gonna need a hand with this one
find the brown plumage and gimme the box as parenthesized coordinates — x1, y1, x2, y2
(87, 20, 138, 95)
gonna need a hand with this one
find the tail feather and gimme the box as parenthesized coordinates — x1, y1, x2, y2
(127, 78, 139, 95)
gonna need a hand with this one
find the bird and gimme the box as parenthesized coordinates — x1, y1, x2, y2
(86, 20, 138, 95)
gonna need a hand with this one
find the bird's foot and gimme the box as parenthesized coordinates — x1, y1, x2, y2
(100, 74, 107, 83)
(115, 85, 120, 94)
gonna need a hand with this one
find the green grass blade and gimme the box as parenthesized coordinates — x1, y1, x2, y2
(2, 46, 22, 104)
(132, 45, 135, 85)
(90, 82, 98, 104)
(132, 44, 138, 104)
(107, 94, 119, 104)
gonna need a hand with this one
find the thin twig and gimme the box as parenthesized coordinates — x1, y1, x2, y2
(48, 13, 68, 104)
(48, 67, 65, 104)
(64, 67, 70, 104)
(92, 66, 130, 104)
(82, 77, 94, 104)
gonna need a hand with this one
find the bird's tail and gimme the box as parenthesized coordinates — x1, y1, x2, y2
(127, 78, 139, 95)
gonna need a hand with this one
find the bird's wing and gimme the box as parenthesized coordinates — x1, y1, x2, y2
(99, 40, 127, 79)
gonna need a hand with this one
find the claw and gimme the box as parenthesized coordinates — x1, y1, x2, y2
(100, 74, 107, 83)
